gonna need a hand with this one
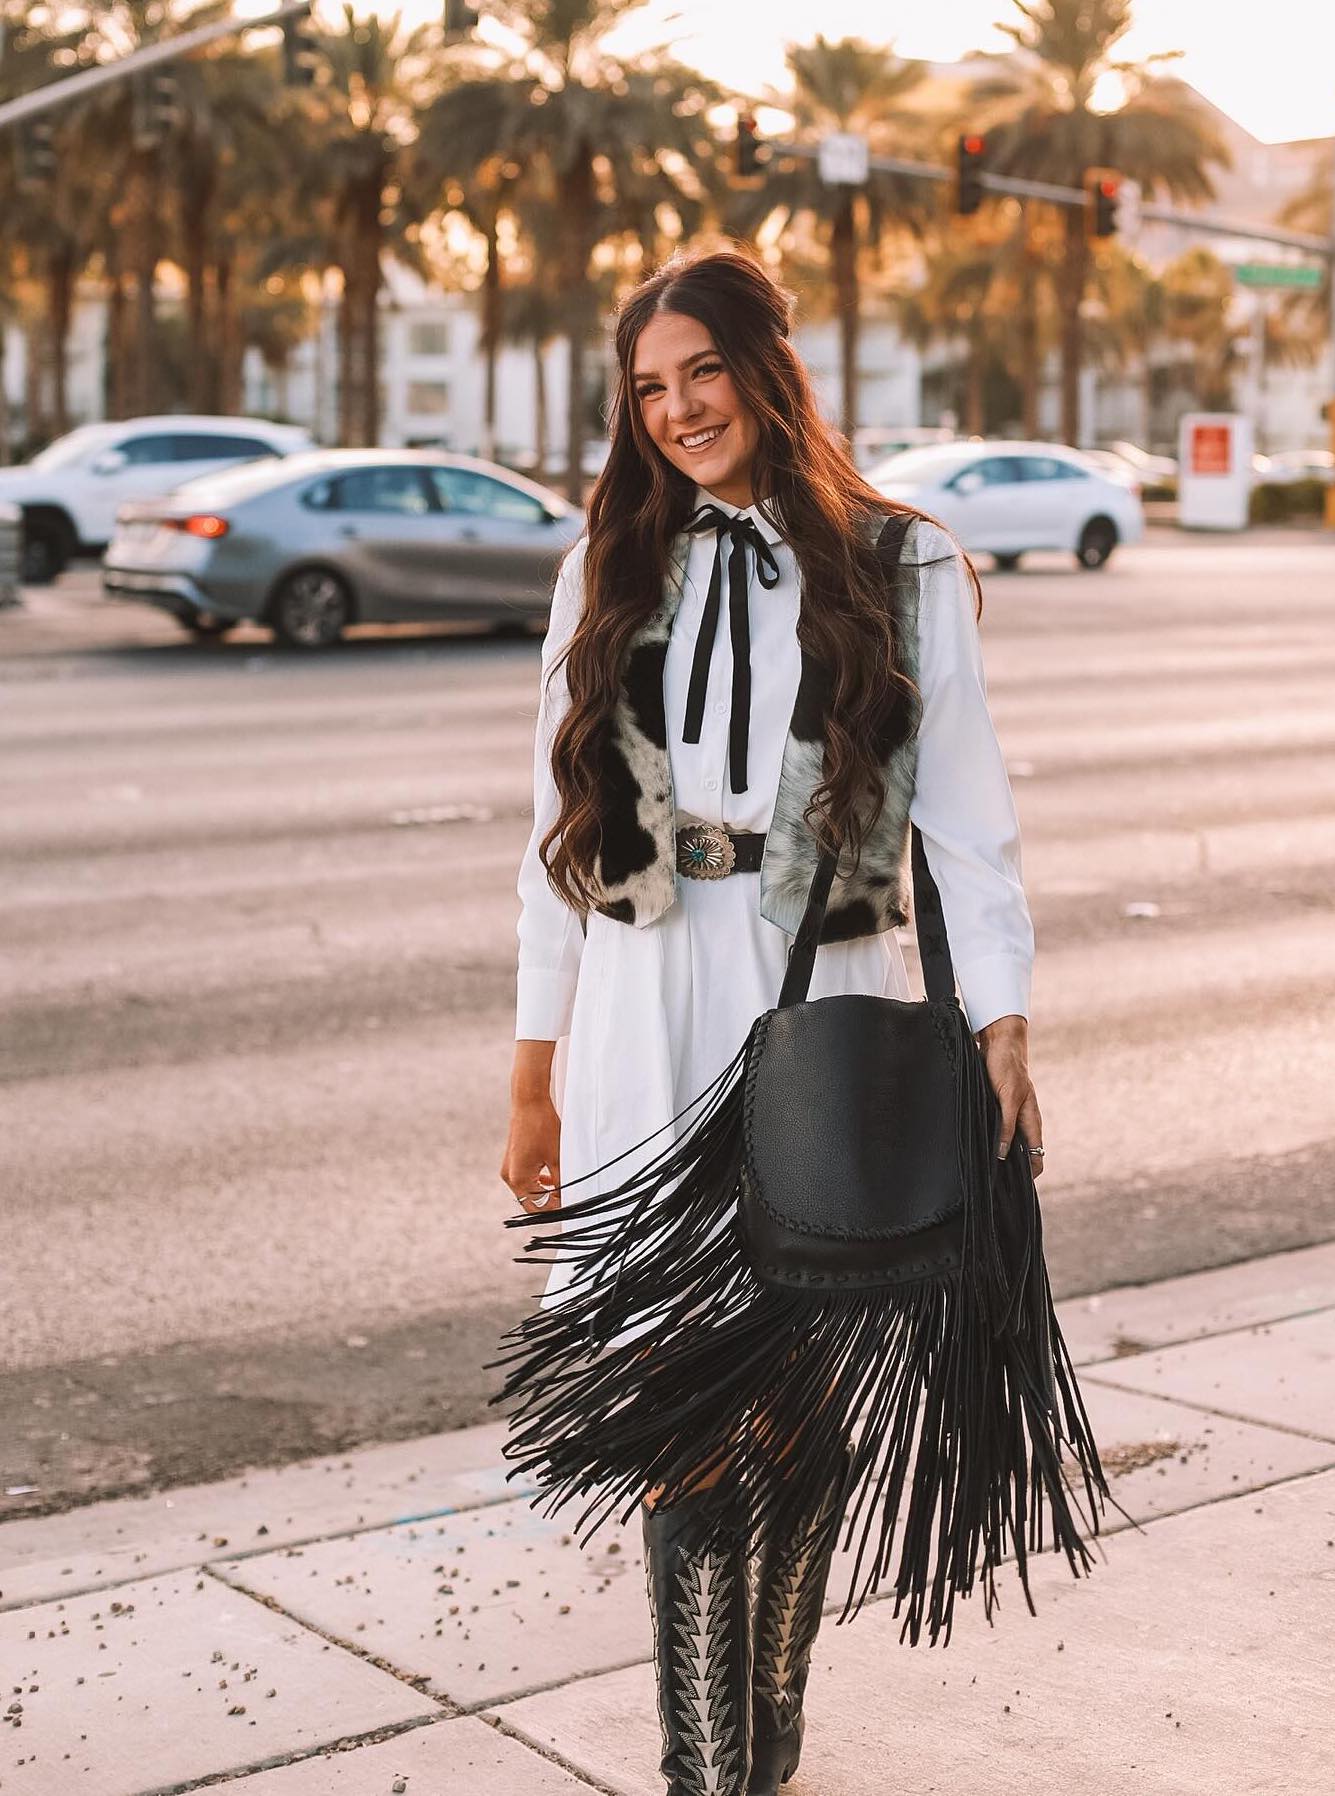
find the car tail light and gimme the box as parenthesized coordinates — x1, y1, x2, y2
(181, 514, 229, 539)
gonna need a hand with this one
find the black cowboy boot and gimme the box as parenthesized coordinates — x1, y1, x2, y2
(642, 1478, 753, 1795)
(747, 1443, 854, 1795)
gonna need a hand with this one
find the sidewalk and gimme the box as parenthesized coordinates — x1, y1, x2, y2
(3, 1246, 1333, 1796)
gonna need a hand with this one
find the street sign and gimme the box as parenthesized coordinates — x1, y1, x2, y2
(819, 132, 869, 186)
(1234, 263, 1323, 290)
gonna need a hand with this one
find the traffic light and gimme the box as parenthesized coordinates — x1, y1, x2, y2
(955, 132, 987, 216)
(443, 0, 480, 32)
(16, 119, 57, 188)
(132, 72, 181, 148)
(283, 5, 320, 87)
(735, 113, 765, 182)
(1085, 168, 1121, 240)
(150, 72, 182, 135)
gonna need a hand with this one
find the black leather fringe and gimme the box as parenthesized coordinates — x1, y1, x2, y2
(487, 1007, 1124, 1647)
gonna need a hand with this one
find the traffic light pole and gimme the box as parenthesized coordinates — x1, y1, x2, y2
(0, 0, 312, 133)
(767, 139, 1335, 260)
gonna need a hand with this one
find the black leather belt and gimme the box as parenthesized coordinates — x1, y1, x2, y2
(675, 819, 766, 880)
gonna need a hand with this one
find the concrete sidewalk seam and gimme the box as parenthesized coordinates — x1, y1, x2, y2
(131, 1711, 451, 1796)
(202, 1561, 456, 1709)
(1073, 1297, 1335, 1367)
(0, 1486, 543, 1618)
(479, 1712, 639, 1796)
(1080, 1371, 1335, 1448)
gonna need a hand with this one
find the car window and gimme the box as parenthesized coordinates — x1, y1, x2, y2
(300, 477, 339, 511)
(1018, 454, 1088, 482)
(949, 455, 1026, 492)
(428, 466, 546, 524)
(172, 433, 277, 462)
(118, 434, 187, 467)
(974, 456, 1027, 486)
(332, 467, 434, 515)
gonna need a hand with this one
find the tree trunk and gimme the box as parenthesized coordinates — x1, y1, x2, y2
(344, 185, 383, 447)
(532, 337, 547, 482)
(336, 260, 354, 446)
(560, 145, 595, 505)
(831, 195, 859, 441)
(1057, 205, 1089, 446)
(479, 205, 501, 461)
(45, 240, 74, 438)
(182, 170, 213, 411)
(215, 253, 243, 415)
(964, 328, 986, 438)
(1017, 209, 1040, 437)
(23, 314, 45, 449)
(106, 248, 130, 420)
(0, 314, 10, 465)
(128, 151, 161, 417)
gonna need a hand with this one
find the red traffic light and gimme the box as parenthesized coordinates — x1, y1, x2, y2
(1084, 167, 1121, 238)
(955, 133, 988, 216)
(735, 113, 763, 180)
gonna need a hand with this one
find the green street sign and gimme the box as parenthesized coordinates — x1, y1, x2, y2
(1235, 262, 1323, 290)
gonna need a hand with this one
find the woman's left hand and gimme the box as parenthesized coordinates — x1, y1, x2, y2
(977, 1014, 1044, 1177)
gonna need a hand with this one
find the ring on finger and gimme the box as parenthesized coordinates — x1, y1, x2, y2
(1026, 1145, 1045, 1159)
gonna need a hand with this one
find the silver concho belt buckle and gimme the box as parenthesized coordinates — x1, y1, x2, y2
(676, 821, 736, 880)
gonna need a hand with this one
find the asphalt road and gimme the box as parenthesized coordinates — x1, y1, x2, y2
(4, 531, 1334, 1518)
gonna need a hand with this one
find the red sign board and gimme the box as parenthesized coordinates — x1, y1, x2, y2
(1189, 422, 1231, 476)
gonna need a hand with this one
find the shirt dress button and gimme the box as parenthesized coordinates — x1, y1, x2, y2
(703, 777, 719, 790)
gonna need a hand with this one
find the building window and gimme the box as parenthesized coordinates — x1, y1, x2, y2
(408, 320, 450, 357)
(406, 380, 450, 416)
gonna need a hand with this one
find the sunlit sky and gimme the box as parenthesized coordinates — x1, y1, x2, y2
(305, 0, 1335, 145)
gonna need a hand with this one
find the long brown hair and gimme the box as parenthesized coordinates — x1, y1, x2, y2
(539, 243, 979, 914)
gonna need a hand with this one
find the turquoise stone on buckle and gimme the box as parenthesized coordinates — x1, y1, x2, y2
(675, 821, 737, 880)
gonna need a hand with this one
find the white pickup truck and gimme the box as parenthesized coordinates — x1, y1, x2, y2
(0, 415, 313, 582)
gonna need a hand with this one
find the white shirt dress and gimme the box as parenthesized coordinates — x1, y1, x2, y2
(514, 492, 1034, 1321)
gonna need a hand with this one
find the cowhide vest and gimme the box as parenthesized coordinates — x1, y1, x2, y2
(586, 510, 927, 944)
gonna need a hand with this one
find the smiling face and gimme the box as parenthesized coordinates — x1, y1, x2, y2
(630, 309, 760, 509)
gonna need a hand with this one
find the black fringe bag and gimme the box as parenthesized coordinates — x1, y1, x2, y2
(489, 576, 1125, 1647)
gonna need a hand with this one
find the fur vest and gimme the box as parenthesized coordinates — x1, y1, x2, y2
(586, 510, 927, 944)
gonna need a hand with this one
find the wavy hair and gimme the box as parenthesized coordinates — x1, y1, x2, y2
(538, 244, 979, 915)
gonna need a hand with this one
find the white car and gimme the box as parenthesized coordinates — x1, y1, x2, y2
(868, 440, 1145, 570)
(0, 414, 313, 582)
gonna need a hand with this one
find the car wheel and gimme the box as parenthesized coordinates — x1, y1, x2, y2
(268, 568, 352, 649)
(22, 518, 71, 584)
(180, 613, 236, 641)
(1076, 517, 1118, 570)
(993, 553, 1023, 573)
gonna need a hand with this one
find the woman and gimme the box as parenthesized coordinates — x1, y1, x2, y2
(500, 246, 1042, 1796)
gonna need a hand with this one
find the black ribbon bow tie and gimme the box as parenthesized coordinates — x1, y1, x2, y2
(681, 502, 782, 794)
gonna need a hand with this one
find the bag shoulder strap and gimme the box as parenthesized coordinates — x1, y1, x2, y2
(777, 510, 957, 1011)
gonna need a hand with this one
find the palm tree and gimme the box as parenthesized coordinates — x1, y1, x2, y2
(419, 0, 719, 501)
(975, 0, 1229, 444)
(294, 7, 442, 445)
(0, 1, 96, 442)
(896, 221, 1019, 434)
(729, 37, 931, 439)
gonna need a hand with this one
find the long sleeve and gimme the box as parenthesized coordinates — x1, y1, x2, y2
(514, 538, 588, 1041)
(908, 523, 1034, 1033)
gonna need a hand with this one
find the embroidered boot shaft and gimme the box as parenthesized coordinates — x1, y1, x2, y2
(747, 1442, 855, 1795)
(642, 1481, 753, 1795)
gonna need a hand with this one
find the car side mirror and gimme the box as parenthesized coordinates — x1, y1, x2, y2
(90, 449, 128, 476)
(951, 470, 985, 497)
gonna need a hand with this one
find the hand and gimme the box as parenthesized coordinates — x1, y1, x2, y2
(976, 1014, 1044, 1177)
(500, 1091, 564, 1214)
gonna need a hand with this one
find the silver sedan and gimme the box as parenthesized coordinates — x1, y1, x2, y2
(102, 449, 583, 646)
